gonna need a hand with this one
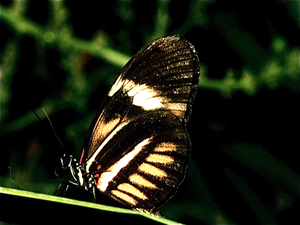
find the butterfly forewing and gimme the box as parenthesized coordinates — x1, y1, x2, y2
(79, 35, 200, 211)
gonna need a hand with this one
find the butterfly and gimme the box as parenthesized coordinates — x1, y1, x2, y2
(58, 35, 200, 215)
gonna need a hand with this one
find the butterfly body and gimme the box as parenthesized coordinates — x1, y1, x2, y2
(60, 35, 200, 213)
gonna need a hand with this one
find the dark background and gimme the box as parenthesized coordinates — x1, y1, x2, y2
(1, 1, 299, 224)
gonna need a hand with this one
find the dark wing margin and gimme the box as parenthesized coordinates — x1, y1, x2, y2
(82, 35, 200, 162)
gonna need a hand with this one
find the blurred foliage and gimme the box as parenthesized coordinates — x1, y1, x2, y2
(0, 1, 299, 224)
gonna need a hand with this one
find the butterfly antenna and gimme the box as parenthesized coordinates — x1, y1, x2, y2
(41, 108, 67, 155)
(32, 109, 42, 121)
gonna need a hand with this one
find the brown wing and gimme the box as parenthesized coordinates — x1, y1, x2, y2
(80, 35, 200, 211)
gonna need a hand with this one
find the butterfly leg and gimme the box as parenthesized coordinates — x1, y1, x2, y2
(92, 185, 97, 202)
(54, 180, 78, 197)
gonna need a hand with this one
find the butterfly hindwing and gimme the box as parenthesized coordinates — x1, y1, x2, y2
(79, 35, 200, 211)
(94, 111, 190, 209)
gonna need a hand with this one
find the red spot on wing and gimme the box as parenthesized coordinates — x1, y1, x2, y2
(94, 164, 102, 182)
(79, 148, 85, 164)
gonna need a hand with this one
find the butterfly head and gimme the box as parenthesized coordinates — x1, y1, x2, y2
(57, 153, 95, 192)
(73, 162, 98, 192)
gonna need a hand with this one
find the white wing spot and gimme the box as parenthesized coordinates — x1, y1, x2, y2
(129, 173, 157, 189)
(139, 163, 167, 178)
(111, 190, 137, 206)
(125, 79, 164, 110)
(146, 154, 174, 164)
(96, 138, 150, 192)
(108, 75, 124, 97)
(117, 183, 148, 200)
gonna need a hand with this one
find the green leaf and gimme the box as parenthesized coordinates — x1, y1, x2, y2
(0, 187, 183, 225)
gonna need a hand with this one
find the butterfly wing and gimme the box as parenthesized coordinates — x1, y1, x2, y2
(80, 35, 200, 210)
